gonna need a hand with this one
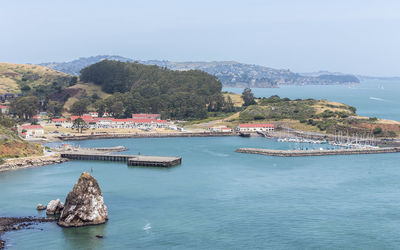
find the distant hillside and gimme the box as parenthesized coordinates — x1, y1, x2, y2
(39, 56, 360, 88)
(40, 55, 132, 76)
(0, 63, 74, 95)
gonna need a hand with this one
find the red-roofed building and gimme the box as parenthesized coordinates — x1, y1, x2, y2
(52, 118, 67, 124)
(19, 125, 44, 138)
(0, 105, 8, 114)
(238, 123, 274, 132)
(132, 113, 161, 120)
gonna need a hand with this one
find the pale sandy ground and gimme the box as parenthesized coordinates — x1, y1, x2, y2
(42, 125, 203, 141)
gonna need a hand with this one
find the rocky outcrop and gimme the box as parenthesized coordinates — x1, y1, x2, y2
(46, 199, 64, 215)
(0, 155, 68, 172)
(36, 204, 46, 210)
(58, 172, 108, 227)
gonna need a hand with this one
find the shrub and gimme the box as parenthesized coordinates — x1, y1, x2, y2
(373, 127, 383, 135)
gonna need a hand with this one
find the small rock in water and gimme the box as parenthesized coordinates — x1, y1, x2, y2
(58, 172, 108, 227)
(36, 203, 46, 211)
(46, 199, 64, 215)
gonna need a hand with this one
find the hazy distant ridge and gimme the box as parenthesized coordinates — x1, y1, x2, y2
(40, 55, 360, 88)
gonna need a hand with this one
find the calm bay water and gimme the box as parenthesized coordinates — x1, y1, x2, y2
(1, 80, 400, 249)
(225, 79, 400, 121)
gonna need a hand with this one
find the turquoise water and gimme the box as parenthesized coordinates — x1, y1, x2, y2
(1, 80, 400, 249)
(1, 137, 400, 249)
(225, 79, 400, 121)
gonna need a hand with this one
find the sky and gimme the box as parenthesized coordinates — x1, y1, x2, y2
(1, 0, 400, 76)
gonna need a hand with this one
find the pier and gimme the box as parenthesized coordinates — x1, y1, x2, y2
(235, 147, 400, 157)
(60, 152, 182, 167)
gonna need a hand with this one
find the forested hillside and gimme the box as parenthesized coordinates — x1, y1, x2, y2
(80, 60, 227, 119)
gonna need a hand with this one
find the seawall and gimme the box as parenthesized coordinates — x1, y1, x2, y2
(236, 147, 400, 157)
(57, 132, 236, 141)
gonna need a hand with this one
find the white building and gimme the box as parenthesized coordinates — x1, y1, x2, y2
(0, 105, 8, 114)
(20, 125, 44, 138)
(238, 124, 274, 132)
(209, 126, 233, 133)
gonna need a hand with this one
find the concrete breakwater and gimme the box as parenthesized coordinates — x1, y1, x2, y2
(236, 147, 400, 157)
(0, 155, 68, 172)
(57, 132, 236, 141)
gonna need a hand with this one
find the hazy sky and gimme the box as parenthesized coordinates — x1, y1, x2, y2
(1, 0, 399, 76)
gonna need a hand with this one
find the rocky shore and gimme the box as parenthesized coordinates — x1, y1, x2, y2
(0, 217, 56, 248)
(0, 155, 68, 172)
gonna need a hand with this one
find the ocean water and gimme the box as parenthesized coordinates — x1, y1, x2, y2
(1, 80, 400, 249)
(224, 79, 400, 121)
(1, 136, 400, 249)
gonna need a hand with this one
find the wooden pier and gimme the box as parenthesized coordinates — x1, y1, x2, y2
(60, 152, 182, 167)
(236, 147, 400, 157)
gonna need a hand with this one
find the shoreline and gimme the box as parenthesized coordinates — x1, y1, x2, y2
(54, 132, 237, 141)
(0, 155, 68, 173)
(0, 217, 57, 248)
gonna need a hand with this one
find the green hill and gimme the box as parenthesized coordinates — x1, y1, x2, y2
(0, 63, 76, 95)
(79, 60, 226, 119)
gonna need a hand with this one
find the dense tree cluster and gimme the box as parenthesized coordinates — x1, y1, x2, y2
(241, 88, 256, 106)
(80, 60, 226, 119)
(9, 96, 40, 121)
(70, 99, 91, 116)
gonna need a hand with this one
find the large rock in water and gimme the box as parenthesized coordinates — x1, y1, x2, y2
(46, 199, 64, 215)
(58, 172, 108, 227)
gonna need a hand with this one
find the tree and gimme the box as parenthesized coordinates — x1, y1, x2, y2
(46, 100, 63, 118)
(373, 127, 383, 136)
(9, 96, 39, 121)
(94, 99, 105, 117)
(79, 60, 224, 119)
(111, 101, 124, 118)
(70, 76, 78, 86)
(70, 99, 90, 116)
(72, 118, 88, 133)
(223, 95, 235, 112)
(242, 88, 256, 106)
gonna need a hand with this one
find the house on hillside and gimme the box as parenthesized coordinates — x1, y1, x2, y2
(237, 124, 274, 132)
(0, 105, 9, 114)
(19, 125, 44, 138)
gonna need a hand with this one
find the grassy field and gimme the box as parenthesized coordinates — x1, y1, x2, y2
(63, 82, 111, 112)
(0, 63, 70, 94)
(223, 92, 243, 107)
(312, 100, 351, 114)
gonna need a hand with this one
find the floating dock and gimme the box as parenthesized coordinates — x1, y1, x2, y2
(235, 147, 400, 157)
(60, 152, 182, 167)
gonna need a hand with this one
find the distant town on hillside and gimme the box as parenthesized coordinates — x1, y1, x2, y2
(39, 55, 361, 88)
